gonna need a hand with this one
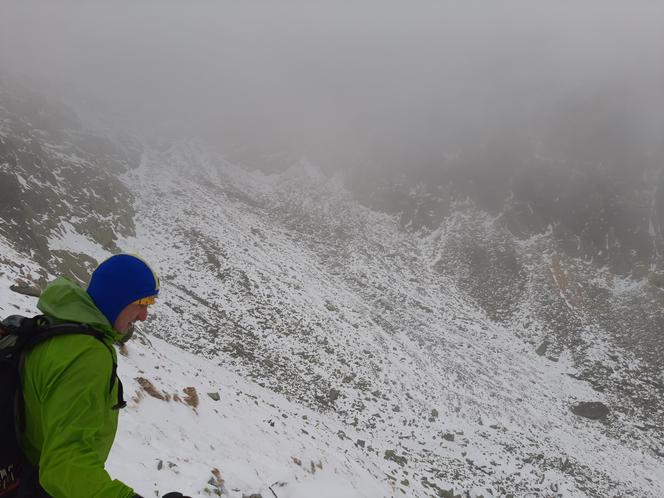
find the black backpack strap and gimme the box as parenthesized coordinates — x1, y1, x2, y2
(112, 375, 127, 410)
(23, 323, 105, 350)
(97, 341, 127, 410)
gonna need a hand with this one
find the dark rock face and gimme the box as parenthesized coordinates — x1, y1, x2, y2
(510, 164, 661, 277)
(432, 210, 527, 322)
(570, 401, 610, 420)
(535, 342, 549, 356)
(349, 118, 664, 279)
(9, 284, 40, 297)
(369, 164, 664, 277)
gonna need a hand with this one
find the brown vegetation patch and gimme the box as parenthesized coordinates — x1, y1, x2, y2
(210, 468, 224, 488)
(183, 386, 199, 408)
(135, 377, 169, 401)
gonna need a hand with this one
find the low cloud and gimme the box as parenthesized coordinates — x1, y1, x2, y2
(1, 0, 662, 174)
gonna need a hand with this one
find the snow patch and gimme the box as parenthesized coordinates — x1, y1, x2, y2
(48, 221, 112, 263)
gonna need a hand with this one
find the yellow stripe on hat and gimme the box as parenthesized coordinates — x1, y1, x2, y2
(134, 296, 157, 306)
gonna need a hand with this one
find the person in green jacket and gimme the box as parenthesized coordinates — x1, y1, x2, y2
(19, 254, 190, 498)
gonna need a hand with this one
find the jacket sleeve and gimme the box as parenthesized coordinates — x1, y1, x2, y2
(35, 340, 136, 498)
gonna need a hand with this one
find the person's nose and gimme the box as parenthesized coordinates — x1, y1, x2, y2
(138, 307, 149, 321)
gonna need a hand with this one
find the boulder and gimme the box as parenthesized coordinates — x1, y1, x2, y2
(570, 401, 609, 420)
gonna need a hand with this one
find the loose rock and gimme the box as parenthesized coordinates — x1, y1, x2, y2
(570, 401, 610, 420)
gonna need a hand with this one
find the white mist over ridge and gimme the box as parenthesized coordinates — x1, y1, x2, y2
(1, 1, 661, 174)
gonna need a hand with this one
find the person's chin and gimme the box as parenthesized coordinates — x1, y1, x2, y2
(118, 324, 135, 344)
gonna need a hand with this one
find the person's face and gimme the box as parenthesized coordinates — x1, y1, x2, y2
(114, 302, 149, 333)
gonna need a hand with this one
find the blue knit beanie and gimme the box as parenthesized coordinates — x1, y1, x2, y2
(87, 254, 159, 326)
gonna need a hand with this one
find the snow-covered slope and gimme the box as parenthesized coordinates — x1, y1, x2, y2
(113, 333, 393, 498)
(1, 85, 662, 496)
(2, 255, 662, 498)
(95, 140, 661, 497)
(0, 259, 389, 498)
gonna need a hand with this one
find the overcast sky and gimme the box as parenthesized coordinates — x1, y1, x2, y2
(1, 0, 662, 173)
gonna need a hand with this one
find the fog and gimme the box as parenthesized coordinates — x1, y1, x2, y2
(1, 0, 662, 175)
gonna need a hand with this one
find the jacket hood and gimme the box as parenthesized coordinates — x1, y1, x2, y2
(37, 277, 123, 343)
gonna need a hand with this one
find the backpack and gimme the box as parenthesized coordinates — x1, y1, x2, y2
(0, 315, 126, 497)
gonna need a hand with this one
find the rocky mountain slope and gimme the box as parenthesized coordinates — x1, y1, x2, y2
(348, 119, 664, 444)
(0, 80, 139, 282)
(1, 84, 663, 497)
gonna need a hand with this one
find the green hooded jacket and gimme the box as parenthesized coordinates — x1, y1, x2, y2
(20, 277, 136, 498)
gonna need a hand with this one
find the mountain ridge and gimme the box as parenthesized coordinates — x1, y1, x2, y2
(1, 85, 663, 497)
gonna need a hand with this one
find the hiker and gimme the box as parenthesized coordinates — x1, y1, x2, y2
(12, 254, 190, 498)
